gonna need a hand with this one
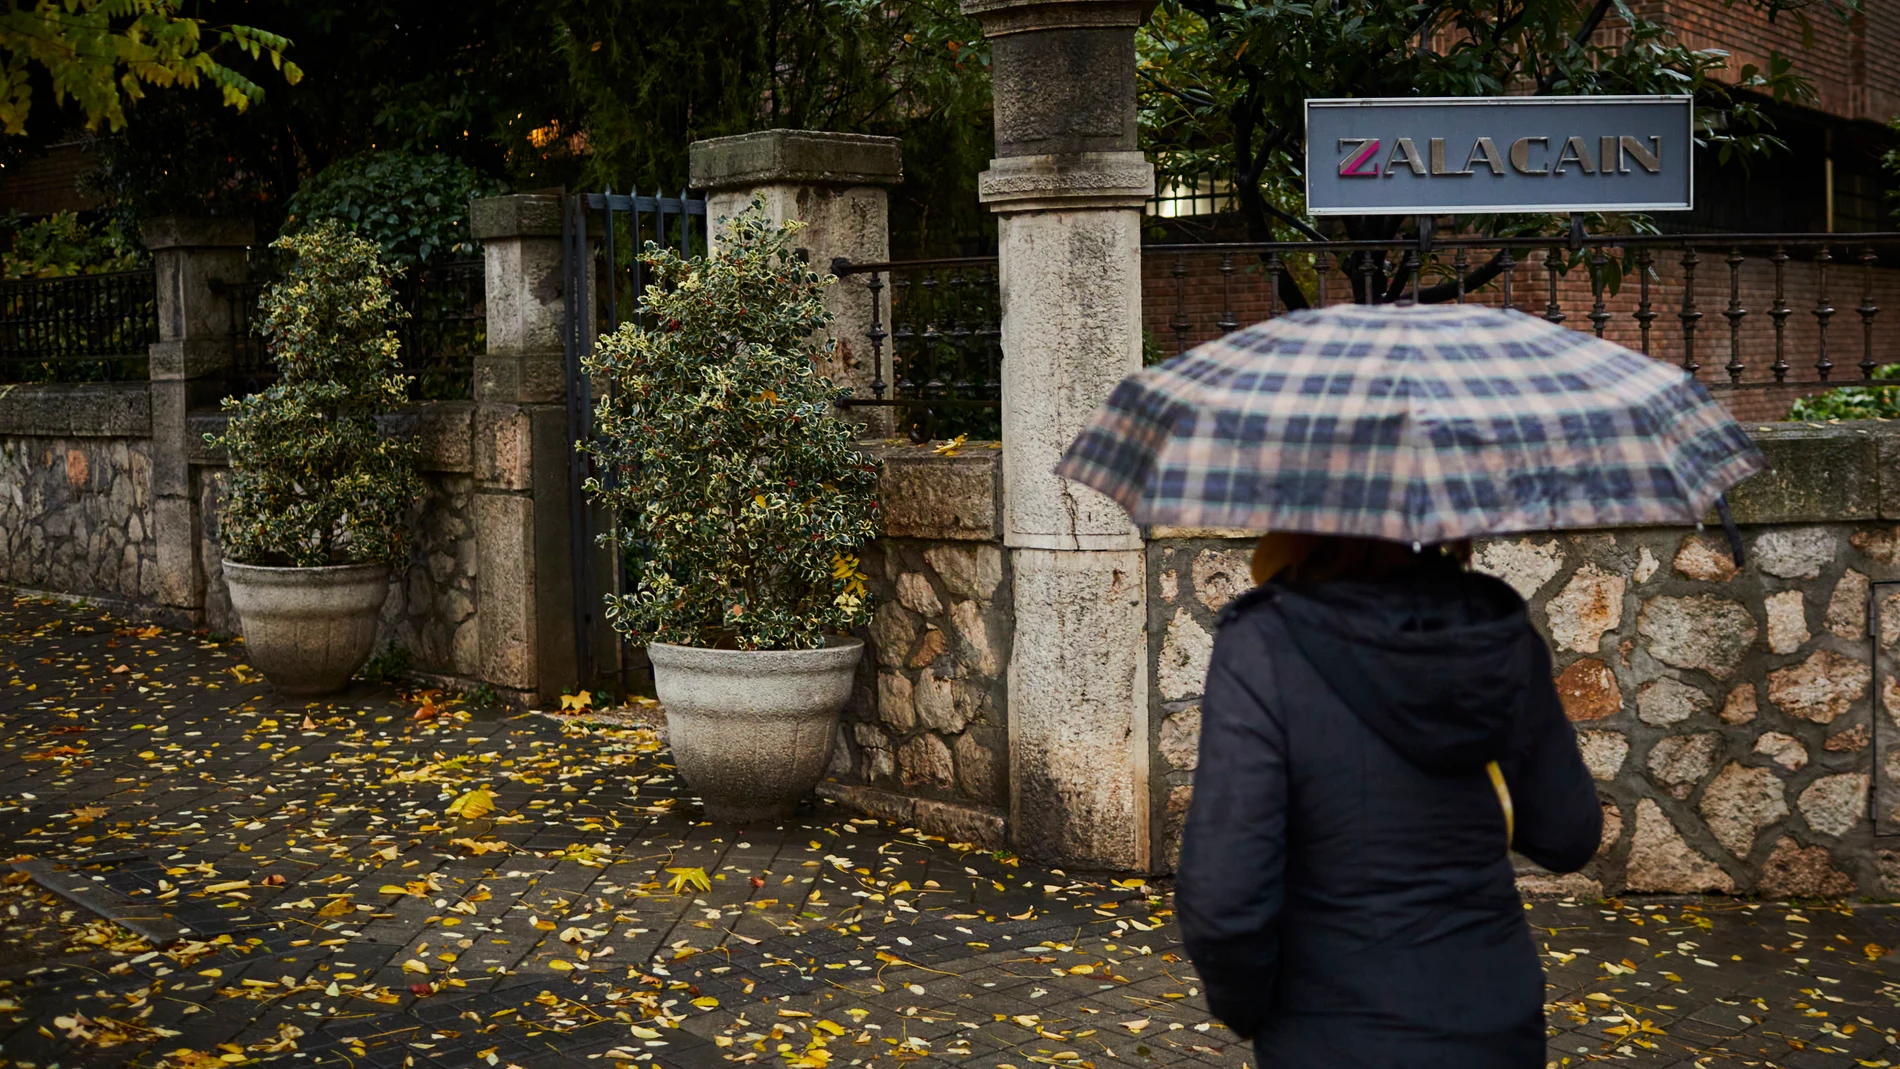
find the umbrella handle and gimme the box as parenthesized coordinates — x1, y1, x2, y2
(1715, 495, 1745, 568)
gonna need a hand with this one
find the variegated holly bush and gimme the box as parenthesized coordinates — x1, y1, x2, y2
(210, 220, 422, 567)
(583, 206, 881, 651)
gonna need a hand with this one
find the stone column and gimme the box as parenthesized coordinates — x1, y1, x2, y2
(965, 0, 1156, 868)
(469, 195, 577, 704)
(142, 216, 253, 623)
(689, 129, 902, 436)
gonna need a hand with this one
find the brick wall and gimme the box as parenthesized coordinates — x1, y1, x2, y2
(1650, 1, 1900, 127)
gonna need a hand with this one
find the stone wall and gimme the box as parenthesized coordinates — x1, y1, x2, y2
(819, 443, 1013, 846)
(0, 383, 156, 606)
(1, 433, 156, 604)
(1144, 422, 1900, 898)
(1147, 537, 1255, 867)
(1474, 523, 1893, 898)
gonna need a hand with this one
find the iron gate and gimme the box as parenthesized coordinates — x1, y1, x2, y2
(562, 188, 710, 690)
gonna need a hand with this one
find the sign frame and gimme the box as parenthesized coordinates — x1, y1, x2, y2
(1303, 95, 1696, 217)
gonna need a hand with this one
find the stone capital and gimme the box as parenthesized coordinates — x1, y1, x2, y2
(961, 0, 1153, 35)
(690, 130, 903, 192)
(470, 195, 562, 242)
(141, 216, 255, 252)
(978, 152, 1155, 212)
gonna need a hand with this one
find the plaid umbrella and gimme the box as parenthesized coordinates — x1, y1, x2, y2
(1055, 303, 1767, 544)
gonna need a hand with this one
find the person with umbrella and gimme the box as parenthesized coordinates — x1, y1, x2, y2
(1057, 302, 1766, 1067)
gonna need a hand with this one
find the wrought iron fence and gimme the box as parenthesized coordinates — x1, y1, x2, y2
(831, 255, 1002, 442)
(0, 269, 157, 383)
(562, 188, 710, 689)
(220, 259, 486, 400)
(1147, 232, 1900, 394)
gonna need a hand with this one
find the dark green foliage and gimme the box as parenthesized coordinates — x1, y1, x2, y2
(0, 211, 146, 279)
(582, 206, 882, 651)
(285, 151, 505, 267)
(1140, 0, 1860, 252)
(551, 0, 993, 255)
(211, 222, 422, 567)
(357, 642, 414, 684)
(85, 1, 567, 224)
(1787, 366, 1900, 421)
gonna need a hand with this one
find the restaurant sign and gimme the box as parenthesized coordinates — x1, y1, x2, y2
(1304, 96, 1694, 216)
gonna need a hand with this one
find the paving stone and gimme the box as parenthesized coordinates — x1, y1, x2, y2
(4, 595, 1899, 1069)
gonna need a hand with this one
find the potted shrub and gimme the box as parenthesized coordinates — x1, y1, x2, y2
(584, 207, 881, 821)
(209, 221, 423, 695)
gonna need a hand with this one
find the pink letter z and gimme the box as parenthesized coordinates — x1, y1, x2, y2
(1338, 138, 1381, 177)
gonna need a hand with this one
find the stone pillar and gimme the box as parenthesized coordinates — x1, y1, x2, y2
(965, 0, 1156, 868)
(469, 195, 577, 704)
(142, 216, 253, 623)
(689, 130, 902, 436)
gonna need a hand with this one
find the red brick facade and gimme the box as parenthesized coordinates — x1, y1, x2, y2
(1643, 1, 1900, 128)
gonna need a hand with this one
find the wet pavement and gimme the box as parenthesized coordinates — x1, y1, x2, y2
(2, 593, 1898, 1069)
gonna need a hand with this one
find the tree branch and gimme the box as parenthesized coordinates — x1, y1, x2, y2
(1537, 0, 1616, 93)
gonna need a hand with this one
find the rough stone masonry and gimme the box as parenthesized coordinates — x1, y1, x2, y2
(1144, 440, 1900, 900)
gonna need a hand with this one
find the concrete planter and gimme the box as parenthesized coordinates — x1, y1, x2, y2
(649, 638, 864, 822)
(223, 562, 390, 696)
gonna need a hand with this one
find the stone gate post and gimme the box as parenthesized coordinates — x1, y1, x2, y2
(689, 130, 902, 436)
(469, 195, 578, 704)
(142, 217, 253, 624)
(964, 0, 1157, 868)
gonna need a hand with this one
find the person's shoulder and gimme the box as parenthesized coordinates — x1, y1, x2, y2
(1215, 585, 1280, 631)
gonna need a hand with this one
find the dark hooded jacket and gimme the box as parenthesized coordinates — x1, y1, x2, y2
(1176, 557, 1600, 1068)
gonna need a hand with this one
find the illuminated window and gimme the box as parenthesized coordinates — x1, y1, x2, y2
(1146, 174, 1235, 218)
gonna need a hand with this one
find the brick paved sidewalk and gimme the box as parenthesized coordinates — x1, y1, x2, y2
(1, 594, 1898, 1069)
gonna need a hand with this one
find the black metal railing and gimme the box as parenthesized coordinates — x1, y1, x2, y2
(831, 255, 1002, 441)
(221, 259, 487, 400)
(1147, 232, 1900, 390)
(562, 188, 710, 690)
(0, 269, 157, 383)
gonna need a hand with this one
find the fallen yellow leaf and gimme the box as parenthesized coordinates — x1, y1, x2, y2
(446, 788, 496, 820)
(450, 837, 510, 856)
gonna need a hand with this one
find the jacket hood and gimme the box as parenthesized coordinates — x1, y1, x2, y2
(1271, 559, 1538, 775)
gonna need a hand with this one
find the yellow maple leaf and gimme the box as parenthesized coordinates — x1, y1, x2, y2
(932, 433, 968, 457)
(559, 691, 592, 712)
(315, 897, 353, 918)
(666, 867, 712, 894)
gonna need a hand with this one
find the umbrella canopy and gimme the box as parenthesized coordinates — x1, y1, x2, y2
(1055, 303, 1766, 544)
